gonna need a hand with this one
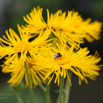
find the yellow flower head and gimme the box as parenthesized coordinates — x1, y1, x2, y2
(0, 24, 50, 60)
(2, 55, 46, 88)
(22, 6, 102, 48)
(0, 24, 50, 87)
(35, 43, 102, 86)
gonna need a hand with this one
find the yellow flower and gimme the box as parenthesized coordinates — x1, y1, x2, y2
(22, 6, 102, 48)
(0, 24, 50, 60)
(2, 56, 46, 88)
(35, 43, 102, 86)
(0, 24, 50, 87)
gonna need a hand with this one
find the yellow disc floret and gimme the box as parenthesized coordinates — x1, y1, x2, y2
(14, 42, 32, 52)
(54, 56, 70, 65)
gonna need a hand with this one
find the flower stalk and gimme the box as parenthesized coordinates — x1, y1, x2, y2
(17, 94, 24, 103)
(37, 79, 51, 103)
(45, 83, 51, 103)
(25, 62, 36, 103)
(36, 80, 46, 92)
(58, 76, 64, 103)
(64, 71, 72, 103)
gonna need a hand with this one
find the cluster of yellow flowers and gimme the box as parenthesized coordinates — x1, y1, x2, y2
(0, 6, 102, 87)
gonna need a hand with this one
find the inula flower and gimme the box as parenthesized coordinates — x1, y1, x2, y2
(2, 56, 47, 88)
(0, 24, 50, 87)
(22, 6, 102, 48)
(35, 42, 102, 86)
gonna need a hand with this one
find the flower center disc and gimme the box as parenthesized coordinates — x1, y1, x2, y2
(14, 42, 32, 52)
(54, 56, 70, 65)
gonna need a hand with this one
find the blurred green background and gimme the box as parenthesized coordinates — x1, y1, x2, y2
(0, 0, 103, 103)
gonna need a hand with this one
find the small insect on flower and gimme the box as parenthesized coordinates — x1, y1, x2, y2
(54, 53, 62, 59)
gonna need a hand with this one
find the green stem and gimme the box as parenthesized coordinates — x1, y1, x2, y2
(37, 79, 51, 103)
(64, 72, 72, 103)
(58, 76, 64, 103)
(36, 80, 46, 92)
(17, 94, 21, 103)
(45, 84, 51, 103)
(25, 62, 36, 103)
(17, 94, 24, 103)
